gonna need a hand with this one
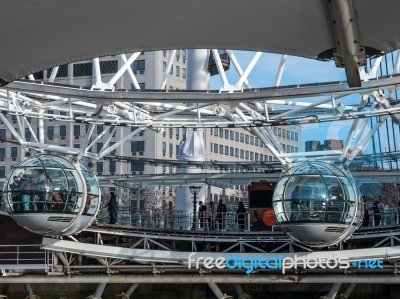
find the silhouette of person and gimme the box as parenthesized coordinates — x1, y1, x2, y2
(105, 192, 118, 224)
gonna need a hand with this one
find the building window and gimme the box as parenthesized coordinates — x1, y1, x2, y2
(219, 145, 223, 154)
(230, 147, 234, 156)
(214, 143, 218, 153)
(131, 141, 145, 153)
(182, 68, 186, 78)
(224, 130, 229, 139)
(250, 152, 254, 160)
(162, 142, 166, 157)
(295, 132, 299, 141)
(225, 146, 229, 155)
(100, 60, 118, 74)
(11, 147, 17, 160)
(60, 126, 66, 138)
(0, 129, 5, 138)
(74, 125, 80, 138)
(176, 50, 180, 61)
(278, 128, 281, 137)
(97, 143, 103, 154)
(132, 60, 145, 74)
(176, 66, 180, 77)
(176, 128, 179, 139)
(97, 125, 103, 135)
(47, 126, 54, 139)
(73, 63, 92, 77)
(109, 161, 116, 174)
(169, 64, 173, 75)
(176, 145, 180, 158)
(163, 61, 167, 72)
(287, 130, 291, 139)
(24, 128, 31, 139)
(230, 131, 234, 140)
(240, 149, 244, 159)
(47, 64, 68, 78)
(245, 135, 249, 144)
(163, 50, 167, 57)
(235, 132, 239, 141)
(282, 129, 286, 138)
(255, 153, 259, 161)
(219, 128, 223, 138)
(245, 150, 249, 160)
(0, 148, 5, 161)
(183, 50, 187, 62)
(235, 148, 239, 157)
(131, 162, 144, 172)
(33, 71, 44, 80)
(96, 162, 103, 174)
(240, 133, 244, 142)
(0, 166, 5, 178)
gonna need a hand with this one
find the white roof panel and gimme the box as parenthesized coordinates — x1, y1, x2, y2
(0, 0, 399, 85)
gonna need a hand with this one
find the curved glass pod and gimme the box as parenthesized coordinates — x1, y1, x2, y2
(2, 155, 101, 236)
(272, 162, 362, 247)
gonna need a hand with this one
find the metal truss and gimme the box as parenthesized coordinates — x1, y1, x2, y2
(24, 223, 400, 276)
(0, 50, 399, 169)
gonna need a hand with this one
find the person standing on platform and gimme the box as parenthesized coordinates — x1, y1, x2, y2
(106, 192, 118, 224)
(198, 201, 207, 229)
(216, 199, 227, 230)
(362, 204, 370, 227)
(372, 200, 381, 226)
(207, 201, 216, 231)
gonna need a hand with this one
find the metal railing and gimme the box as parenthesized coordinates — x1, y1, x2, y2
(97, 208, 251, 231)
(0, 244, 53, 271)
(97, 207, 400, 231)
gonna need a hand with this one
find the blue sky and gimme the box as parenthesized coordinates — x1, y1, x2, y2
(211, 51, 349, 150)
(211, 51, 399, 156)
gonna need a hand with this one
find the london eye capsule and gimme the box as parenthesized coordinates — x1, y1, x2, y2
(272, 162, 363, 247)
(2, 155, 101, 236)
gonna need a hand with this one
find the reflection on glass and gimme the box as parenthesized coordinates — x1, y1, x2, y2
(273, 162, 360, 224)
(3, 155, 99, 216)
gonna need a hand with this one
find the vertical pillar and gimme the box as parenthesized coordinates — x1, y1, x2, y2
(125, 283, 139, 297)
(320, 283, 341, 299)
(175, 50, 210, 218)
(207, 283, 226, 299)
(207, 184, 212, 203)
(92, 283, 107, 299)
(344, 283, 356, 296)
(38, 109, 45, 144)
(24, 284, 39, 299)
(234, 284, 250, 299)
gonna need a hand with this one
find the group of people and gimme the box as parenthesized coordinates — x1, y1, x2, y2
(197, 200, 247, 231)
(11, 170, 50, 212)
(10, 169, 90, 214)
(362, 200, 389, 227)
